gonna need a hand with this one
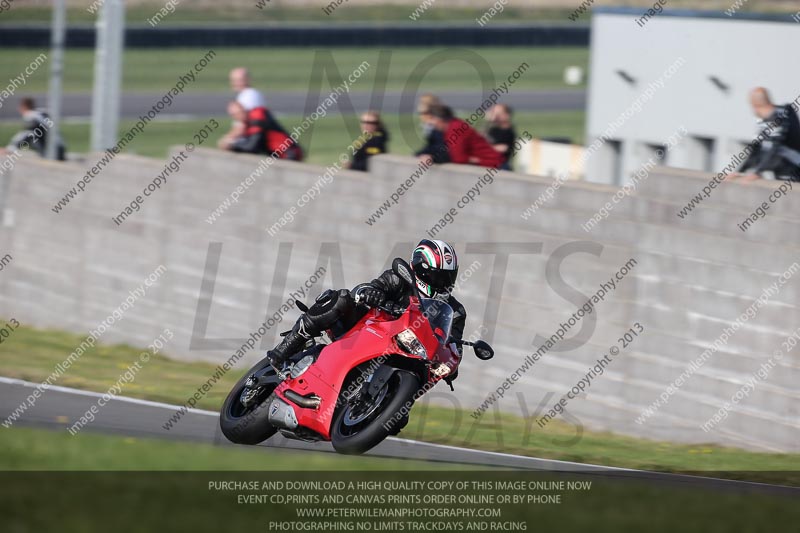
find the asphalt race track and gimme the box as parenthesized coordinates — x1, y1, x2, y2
(0, 376, 615, 471)
(0, 90, 585, 121)
(1, 376, 797, 496)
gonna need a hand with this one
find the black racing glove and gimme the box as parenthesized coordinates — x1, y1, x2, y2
(356, 285, 386, 307)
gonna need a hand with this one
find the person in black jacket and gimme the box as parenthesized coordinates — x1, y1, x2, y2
(414, 94, 450, 164)
(220, 101, 303, 161)
(734, 88, 800, 181)
(267, 239, 467, 368)
(350, 111, 389, 171)
(484, 104, 517, 171)
(3, 97, 65, 160)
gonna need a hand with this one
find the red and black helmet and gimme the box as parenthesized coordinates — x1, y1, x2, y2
(411, 239, 459, 297)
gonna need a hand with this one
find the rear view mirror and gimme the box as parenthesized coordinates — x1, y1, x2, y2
(392, 258, 415, 288)
(473, 340, 494, 360)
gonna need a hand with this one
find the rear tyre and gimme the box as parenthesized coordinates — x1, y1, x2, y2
(219, 357, 280, 445)
(331, 370, 420, 455)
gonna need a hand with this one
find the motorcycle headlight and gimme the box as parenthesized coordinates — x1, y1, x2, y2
(395, 329, 428, 358)
(290, 355, 315, 379)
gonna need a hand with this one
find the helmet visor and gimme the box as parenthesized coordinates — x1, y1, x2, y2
(416, 266, 458, 293)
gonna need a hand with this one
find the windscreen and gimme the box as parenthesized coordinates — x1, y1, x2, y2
(420, 298, 454, 343)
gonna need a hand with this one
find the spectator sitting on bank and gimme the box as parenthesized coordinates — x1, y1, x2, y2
(484, 104, 517, 171)
(420, 104, 503, 169)
(414, 94, 449, 164)
(3, 97, 65, 160)
(217, 100, 247, 150)
(731, 87, 800, 182)
(349, 110, 389, 172)
(221, 101, 303, 161)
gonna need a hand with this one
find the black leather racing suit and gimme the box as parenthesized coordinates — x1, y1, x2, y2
(269, 267, 467, 365)
(739, 104, 800, 180)
(355, 269, 467, 354)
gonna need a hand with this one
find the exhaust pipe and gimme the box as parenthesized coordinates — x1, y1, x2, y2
(284, 390, 321, 409)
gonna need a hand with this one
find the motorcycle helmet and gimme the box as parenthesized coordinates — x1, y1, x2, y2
(411, 239, 459, 298)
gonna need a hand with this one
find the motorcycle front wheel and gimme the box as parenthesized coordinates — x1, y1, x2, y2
(219, 356, 280, 445)
(331, 370, 420, 455)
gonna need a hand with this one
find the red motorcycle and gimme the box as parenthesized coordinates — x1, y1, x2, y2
(220, 259, 494, 455)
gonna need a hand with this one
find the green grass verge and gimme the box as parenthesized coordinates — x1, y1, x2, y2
(1, 323, 797, 484)
(0, 111, 585, 167)
(0, 46, 588, 93)
(0, 5, 580, 24)
(1, 3, 794, 25)
(0, 425, 460, 471)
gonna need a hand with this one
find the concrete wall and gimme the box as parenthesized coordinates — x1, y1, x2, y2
(0, 149, 798, 452)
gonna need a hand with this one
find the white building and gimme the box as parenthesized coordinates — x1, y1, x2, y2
(585, 7, 800, 185)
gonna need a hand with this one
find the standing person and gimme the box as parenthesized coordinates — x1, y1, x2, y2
(484, 104, 517, 171)
(415, 94, 449, 164)
(350, 110, 388, 171)
(3, 97, 65, 160)
(421, 104, 503, 169)
(224, 68, 267, 146)
(734, 87, 800, 182)
(229, 67, 267, 111)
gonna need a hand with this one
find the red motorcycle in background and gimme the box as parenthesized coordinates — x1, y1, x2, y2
(220, 258, 494, 455)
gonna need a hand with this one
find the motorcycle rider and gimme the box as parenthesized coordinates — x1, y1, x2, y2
(267, 239, 467, 368)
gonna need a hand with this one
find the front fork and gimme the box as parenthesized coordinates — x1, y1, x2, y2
(242, 370, 282, 408)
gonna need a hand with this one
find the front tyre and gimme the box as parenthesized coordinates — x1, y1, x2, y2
(219, 356, 280, 445)
(331, 370, 419, 455)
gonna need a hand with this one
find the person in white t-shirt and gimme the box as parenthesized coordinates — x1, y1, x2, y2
(230, 67, 266, 110)
(224, 68, 267, 146)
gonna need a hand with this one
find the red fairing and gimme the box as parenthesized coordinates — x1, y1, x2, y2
(272, 297, 459, 440)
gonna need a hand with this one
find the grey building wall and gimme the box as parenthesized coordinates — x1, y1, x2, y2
(0, 149, 797, 452)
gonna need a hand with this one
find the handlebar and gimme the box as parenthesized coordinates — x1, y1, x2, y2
(375, 302, 405, 317)
(354, 292, 405, 318)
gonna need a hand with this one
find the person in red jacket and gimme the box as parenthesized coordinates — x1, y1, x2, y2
(419, 104, 503, 169)
(223, 102, 303, 161)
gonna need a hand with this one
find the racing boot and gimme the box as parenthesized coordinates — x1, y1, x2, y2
(267, 317, 312, 369)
